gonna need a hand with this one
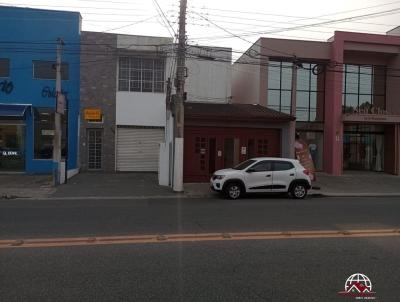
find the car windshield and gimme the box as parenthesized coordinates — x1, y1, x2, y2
(233, 159, 256, 170)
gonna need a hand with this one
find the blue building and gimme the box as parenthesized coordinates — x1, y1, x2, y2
(0, 6, 81, 174)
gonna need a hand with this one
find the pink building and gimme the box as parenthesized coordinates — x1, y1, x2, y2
(232, 30, 400, 175)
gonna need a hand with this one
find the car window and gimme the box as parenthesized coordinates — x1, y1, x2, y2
(233, 159, 256, 170)
(273, 161, 294, 171)
(250, 161, 272, 172)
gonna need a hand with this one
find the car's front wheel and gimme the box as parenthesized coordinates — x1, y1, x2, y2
(224, 183, 243, 199)
(290, 183, 308, 199)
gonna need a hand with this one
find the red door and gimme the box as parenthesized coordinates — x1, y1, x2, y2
(184, 127, 281, 182)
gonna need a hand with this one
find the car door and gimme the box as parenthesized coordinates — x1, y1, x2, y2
(245, 160, 273, 193)
(271, 161, 296, 192)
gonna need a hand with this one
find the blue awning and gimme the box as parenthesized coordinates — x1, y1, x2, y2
(0, 104, 30, 118)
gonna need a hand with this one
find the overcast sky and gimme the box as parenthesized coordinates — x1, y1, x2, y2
(1, 0, 399, 57)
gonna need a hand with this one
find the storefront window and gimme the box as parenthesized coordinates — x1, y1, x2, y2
(34, 108, 67, 159)
(296, 131, 324, 171)
(0, 124, 25, 171)
(343, 125, 384, 171)
(342, 64, 386, 113)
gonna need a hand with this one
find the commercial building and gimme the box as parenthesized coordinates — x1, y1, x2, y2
(0, 6, 81, 175)
(232, 30, 400, 175)
(80, 32, 241, 181)
(161, 45, 294, 184)
(80, 32, 173, 172)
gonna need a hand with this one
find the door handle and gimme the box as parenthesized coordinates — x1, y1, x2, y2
(266, 174, 271, 177)
(290, 173, 294, 176)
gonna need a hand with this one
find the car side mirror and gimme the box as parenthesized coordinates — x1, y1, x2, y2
(246, 168, 255, 173)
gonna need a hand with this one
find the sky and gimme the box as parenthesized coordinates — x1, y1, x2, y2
(1, 0, 399, 59)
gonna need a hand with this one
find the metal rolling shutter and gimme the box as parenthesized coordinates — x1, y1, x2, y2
(116, 127, 164, 172)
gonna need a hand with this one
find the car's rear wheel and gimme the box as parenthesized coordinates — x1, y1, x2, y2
(224, 183, 242, 199)
(290, 183, 308, 199)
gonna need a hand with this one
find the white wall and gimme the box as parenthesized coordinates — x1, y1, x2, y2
(184, 45, 232, 103)
(117, 34, 173, 52)
(116, 92, 166, 126)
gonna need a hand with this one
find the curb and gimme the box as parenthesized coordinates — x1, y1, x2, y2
(312, 192, 400, 197)
(3, 192, 400, 201)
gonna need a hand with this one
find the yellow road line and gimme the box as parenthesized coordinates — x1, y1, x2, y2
(1, 229, 399, 249)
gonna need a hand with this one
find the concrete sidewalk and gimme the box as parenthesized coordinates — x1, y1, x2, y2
(312, 171, 400, 197)
(1, 171, 400, 200)
(0, 174, 55, 199)
(50, 172, 178, 199)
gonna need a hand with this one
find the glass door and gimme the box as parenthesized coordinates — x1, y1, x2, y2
(87, 129, 103, 170)
(343, 132, 384, 171)
(0, 124, 25, 171)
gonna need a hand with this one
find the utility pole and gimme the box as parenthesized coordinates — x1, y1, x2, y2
(53, 38, 64, 186)
(172, 0, 187, 192)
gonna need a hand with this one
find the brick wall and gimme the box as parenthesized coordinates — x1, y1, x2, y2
(80, 31, 117, 172)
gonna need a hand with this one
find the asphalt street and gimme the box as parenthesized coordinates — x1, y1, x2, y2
(1, 236, 399, 301)
(1, 196, 399, 301)
(0, 196, 399, 239)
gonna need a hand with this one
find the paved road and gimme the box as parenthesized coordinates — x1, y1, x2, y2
(1, 196, 400, 301)
(1, 236, 399, 301)
(0, 196, 399, 239)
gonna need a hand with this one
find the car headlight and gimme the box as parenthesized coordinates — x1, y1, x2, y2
(213, 175, 225, 180)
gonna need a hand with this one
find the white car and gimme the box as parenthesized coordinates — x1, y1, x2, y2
(210, 157, 312, 199)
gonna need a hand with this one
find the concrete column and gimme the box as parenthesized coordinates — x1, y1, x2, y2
(323, 38, 344, 175)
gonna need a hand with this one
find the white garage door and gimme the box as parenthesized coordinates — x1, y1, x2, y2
(116, 127, 164, 172)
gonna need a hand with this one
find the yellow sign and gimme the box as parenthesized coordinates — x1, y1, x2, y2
(84, 108, 102, 121)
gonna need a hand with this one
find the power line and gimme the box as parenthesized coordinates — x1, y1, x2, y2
(101, 15, 158, 33)
(152, 0, 176, 37)
(192, 7, 400, 41)
(188, 0, 400, 24)
(192, 11, 295, 58)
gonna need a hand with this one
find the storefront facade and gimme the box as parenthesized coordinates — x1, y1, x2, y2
(183, 102, 293, 182)
(232, 30, 400, 175)
(0, 7, 81, 174)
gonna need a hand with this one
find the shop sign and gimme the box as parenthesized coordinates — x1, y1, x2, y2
(343, 106, 400, 123)
(41, 86, 68, 99)
(84, 108, 102, 121)
(41, 130, 55, 136)
(346, 106, 389, 115)
(343, 114, 400, 124)
(1, 150, 21, 156)
(0, 80, 13, 94)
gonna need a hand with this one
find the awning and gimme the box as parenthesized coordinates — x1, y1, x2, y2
(0, 104, 30, 118)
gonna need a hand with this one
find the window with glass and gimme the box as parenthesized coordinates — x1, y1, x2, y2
(0, 58, 10, 77)
(296, 63, 325, 122)
(342, 64, 386, 113)
(33, 61, 69, 80)
(267, 61, 292, 114)
(118, 57, 165, 93)
(267, 61, 325, 121)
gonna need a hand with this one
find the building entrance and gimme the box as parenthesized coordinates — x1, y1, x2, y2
(343, 125, 384, 171)
(184, 127, 281, 182)
(0, 124, 25, 171)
